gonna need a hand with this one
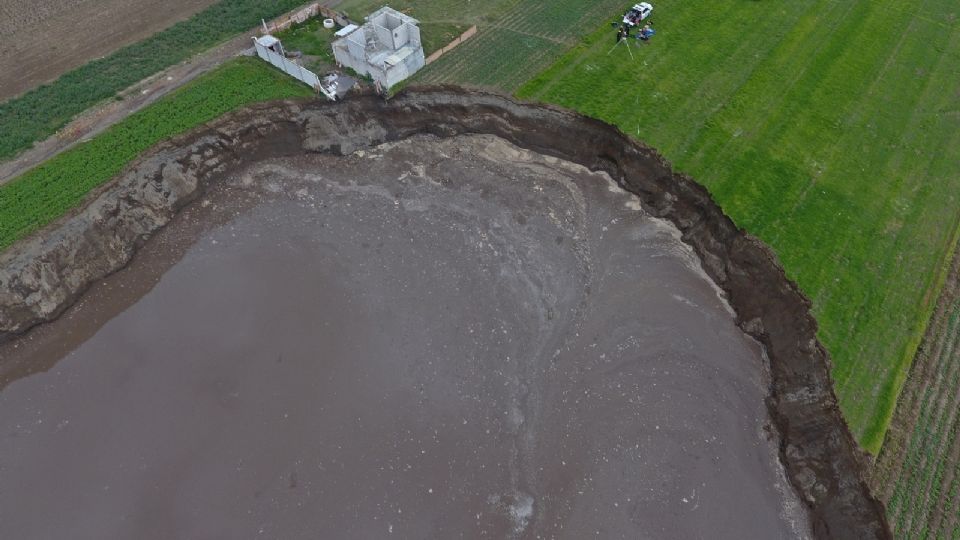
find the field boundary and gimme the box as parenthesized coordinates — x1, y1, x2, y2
(0, 0, 331, 163)
(0, 1, 341, 187)
(0, 58, 313, 251)
(253, 37, 324, 90)
(871, 213, 960, 538)
(263, 3, 350, 34)
(425, 25, 478, 65)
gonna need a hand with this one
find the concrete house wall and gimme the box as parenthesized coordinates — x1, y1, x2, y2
(331, 6, 426, 89)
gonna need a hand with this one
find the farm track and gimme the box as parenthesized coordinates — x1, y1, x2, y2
(0, 34, 253, 186)
(874, 249, 960, 539)
(0, 0, 218, 101)
(0, 1, 344, 186)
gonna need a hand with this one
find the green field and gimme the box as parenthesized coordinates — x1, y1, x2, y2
(339, 0, 519, 64)
(0, 0, 958, 533)
(518, 0, 960, 455)
(0, 58, 312, 251)
(413, 0, 629, 92)
(874, 273, 960, 539)
(274, 16, 339, 72)
(0, 0, 314, 161)
(275, 17, 338, 60)
(339, 0, 517, 25)
(337, 0, 632, 92)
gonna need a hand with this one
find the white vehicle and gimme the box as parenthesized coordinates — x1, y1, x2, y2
(623, 3, 653, 26)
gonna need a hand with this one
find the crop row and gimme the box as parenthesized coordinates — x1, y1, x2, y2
(0, 58, 312, 250)
(495, 0, 625, 40)
(884, 302, 960, 539)
(413, 0, 625, 92)
(418, 28, 564, 92)
(0, 0, 313, 161)
(518, 0, 960, 457)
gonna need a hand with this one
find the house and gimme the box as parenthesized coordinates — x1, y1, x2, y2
(332, 6, 426, 89)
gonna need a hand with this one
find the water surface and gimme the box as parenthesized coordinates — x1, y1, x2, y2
(0, 135, 808, 538)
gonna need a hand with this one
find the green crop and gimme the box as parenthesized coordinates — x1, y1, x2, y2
(0, 58, 312, 250)
(414, 0, 627, 92)
(0, 0, 314, 161)
(518, 0, 960, 458)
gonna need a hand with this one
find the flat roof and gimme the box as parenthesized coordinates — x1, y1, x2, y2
(256, 35, 279, 47)
(384, 46, 415, 66)
(335, 24, 358, 37)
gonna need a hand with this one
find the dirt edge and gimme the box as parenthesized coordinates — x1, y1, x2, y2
(0, 87, 890, 538)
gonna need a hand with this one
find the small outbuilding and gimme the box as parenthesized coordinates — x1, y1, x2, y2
(332, 6, 426, 90)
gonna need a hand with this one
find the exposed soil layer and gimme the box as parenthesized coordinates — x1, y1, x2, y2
(0, 0, 218, 101)
(0, 89, 890, 537)
(0, 135, 808, 538)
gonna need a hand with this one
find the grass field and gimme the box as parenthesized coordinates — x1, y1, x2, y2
(0, 0, 313, 161)
(0, 58, 312, 251)
(275, 17, 337, 60)
(274, 17, 338, 72)
(339, 0, 517, 25)
(884, 306, 960, 539)
(336, 0, 633, 92)
(518, 0, 960, 454)
(413, 0, 629, 92)
(873, 264, 960, 539)
(1, 0, 959, 533)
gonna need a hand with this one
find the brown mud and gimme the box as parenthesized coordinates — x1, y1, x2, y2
(0, 88, 890, 537)
(1, 135, 808, 538)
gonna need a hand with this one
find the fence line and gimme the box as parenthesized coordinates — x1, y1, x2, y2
(262, 3, 351, 35)
(425, 25, 478, 65)
(254, 39, 321, 89)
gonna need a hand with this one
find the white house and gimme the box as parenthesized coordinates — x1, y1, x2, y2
(332, 7, 426, 89)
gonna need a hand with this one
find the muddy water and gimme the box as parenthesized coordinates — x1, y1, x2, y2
(0, 135, 809, 539)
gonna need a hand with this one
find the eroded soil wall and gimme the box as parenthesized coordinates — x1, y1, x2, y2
(0, 88, 890, 538)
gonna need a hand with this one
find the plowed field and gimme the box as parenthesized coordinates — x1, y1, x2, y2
(0, 0, 217, 100)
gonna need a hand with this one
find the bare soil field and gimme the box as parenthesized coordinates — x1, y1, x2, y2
(0, 0, 218, 101)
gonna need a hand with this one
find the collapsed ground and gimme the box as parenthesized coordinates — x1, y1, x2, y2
(2, 0, 959, 536)
(0, 133, 809, 538)
(0, 90, 890, 537)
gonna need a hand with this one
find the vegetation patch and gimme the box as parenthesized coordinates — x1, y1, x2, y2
(417, 22, 471, 56)
(0, 0, 314, 161)
(412, 0, 629, 92)
(274, 17, 338, 69)
(340, 0, 518, 27)
(518, 0, 960, 453)
(873, 256, 960, 539)
(0, 58, 312, 251)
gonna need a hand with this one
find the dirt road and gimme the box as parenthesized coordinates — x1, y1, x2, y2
(0, 0, 344, 186)
(0, 0, 218, 101)
(0, 33, 256, 185)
